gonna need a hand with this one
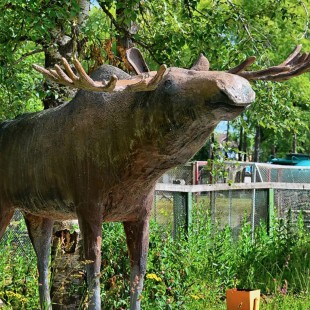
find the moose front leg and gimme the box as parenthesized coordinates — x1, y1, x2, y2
(123, 218, 150, 310)
(23, 214, 54, 310)
(77, 211, 102, 310)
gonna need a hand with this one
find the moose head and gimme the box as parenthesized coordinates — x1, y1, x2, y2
(0, 45, 309, 309)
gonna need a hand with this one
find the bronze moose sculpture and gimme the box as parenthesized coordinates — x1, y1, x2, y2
(0, 45, 309, 309)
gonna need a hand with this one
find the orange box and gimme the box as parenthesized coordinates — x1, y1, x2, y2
(226, 288, 260, 310)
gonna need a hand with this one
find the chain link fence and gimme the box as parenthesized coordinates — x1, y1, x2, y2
(157, 163, 193, 184)
(189, 161, 310, 184)
(255, 163, 310, 183)
(1, 211, 34, 257)
(275, 189, 310, 228)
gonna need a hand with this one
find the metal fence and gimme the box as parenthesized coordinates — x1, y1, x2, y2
(275, 189, 310, 223)
(153, 187, 269, 239)
(1, 210, 34, 256)
(170, 160, 310, 184)
(154, 161, 310, 237)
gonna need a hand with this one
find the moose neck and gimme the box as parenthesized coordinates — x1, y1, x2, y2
(67, 87, 224, 189)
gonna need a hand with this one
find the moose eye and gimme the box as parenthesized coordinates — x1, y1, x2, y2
(164, 80, 173, 89)
(163, 79, 178, 95)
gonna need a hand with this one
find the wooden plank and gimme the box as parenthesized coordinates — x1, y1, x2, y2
(155, 182, 310, 192)
(270, 183, 310, 190)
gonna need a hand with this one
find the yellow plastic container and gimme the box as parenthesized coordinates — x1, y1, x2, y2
(226, 288, 260, 310)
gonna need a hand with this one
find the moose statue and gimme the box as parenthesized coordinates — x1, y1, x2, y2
(0, 45, 309, 309)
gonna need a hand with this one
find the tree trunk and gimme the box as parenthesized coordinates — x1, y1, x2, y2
(292, 132, 297, 153)
(271, 142, 276, 157)
(42, 0, 89, 108)
(226, 121, 230, 144)
(43, 49, 77, 109)
(50, 221, 85, 310)
(43, 1, 90, 308)
(242, 129, 247, 161)
(115, 1, 139, 71)
(253, 126, 261, 162)
(238, 125, 243, 161)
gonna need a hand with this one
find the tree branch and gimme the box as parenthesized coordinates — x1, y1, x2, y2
(297, 1, 309, 40)
(99, 2, 162, 66)
(13, 49, 44, 65)
(99, 3, 131, 37)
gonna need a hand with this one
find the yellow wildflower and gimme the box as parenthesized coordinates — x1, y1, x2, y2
(190, 294, 201, 300)
(6, 291, 28, 303)
(146, 273, 162, 282)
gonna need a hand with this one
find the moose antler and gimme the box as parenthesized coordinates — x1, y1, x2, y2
(228, 45, 310, 81)
(32, 57, 167, 92)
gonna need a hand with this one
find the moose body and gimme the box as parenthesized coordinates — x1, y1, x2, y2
(0, 46, 309, 309)
(0, 67, 249, 220)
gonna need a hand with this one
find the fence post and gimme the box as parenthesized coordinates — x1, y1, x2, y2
(173, 192, 184, 239)
(153, 193, 157, 223)
(186, 192, 192, 231)
(228, 190, 232, 228)
(173, 191, 192, 239)
(251, 165, 257, 240)
(268, 188, 275, 234)
(210, 191, 216, 224)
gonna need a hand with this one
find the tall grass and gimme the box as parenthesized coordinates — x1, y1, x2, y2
(0, 205, 309, 309)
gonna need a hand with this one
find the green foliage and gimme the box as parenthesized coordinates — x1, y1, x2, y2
(143, 209, 309, 309)
(0, 0, 80, 48)
(234, 78, 310, 161)
(79, 7, 111, 64)
(100, 222, 130, 308)
(1, 208, 309, 309)
(90, 209, 310, 309)
(0, 44, 44, 121)
(0, 219, 38, 309)
(0, 0, 83, 119)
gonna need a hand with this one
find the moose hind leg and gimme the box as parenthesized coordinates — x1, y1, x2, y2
(24, 214, 54, 310)
(123, 218, 150, 310)
(77, 212, 102, 310)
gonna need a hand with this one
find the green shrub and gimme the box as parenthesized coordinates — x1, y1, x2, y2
(0, 207, 309, 309)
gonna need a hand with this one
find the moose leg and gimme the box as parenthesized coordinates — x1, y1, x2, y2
(123, 218, 150, 310)
(77, 212, 102, 310)
(24, 214, 54, 310)
(0, 208, 14, 240)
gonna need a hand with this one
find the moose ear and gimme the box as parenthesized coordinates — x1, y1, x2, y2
(126, 47, 150, 74)
(191, 54, 210, 71)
